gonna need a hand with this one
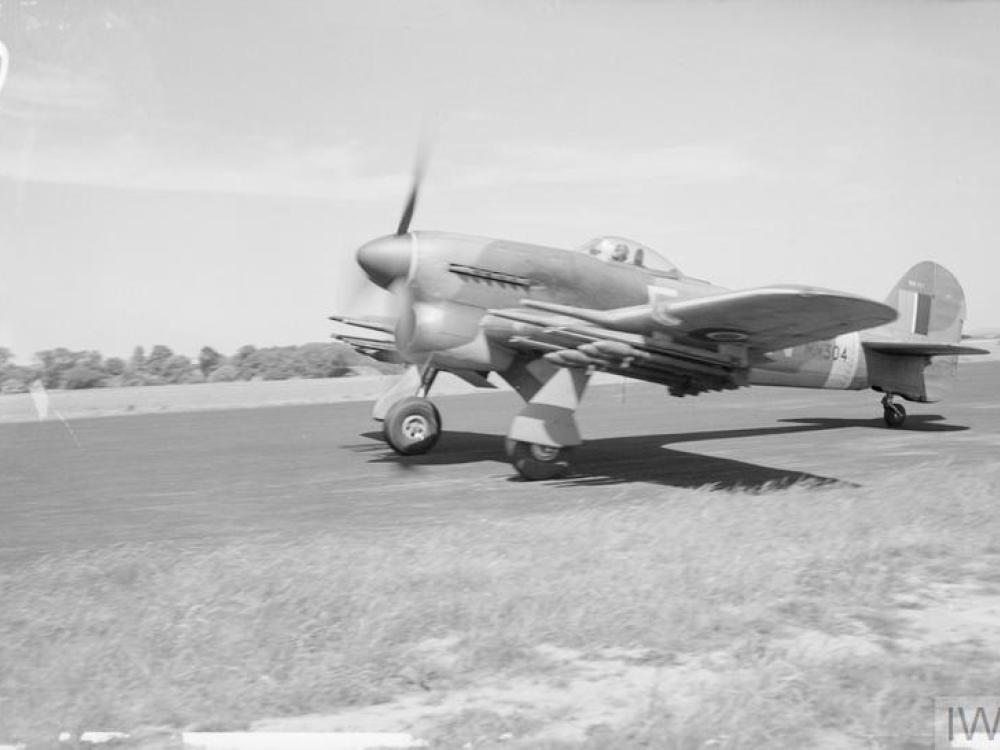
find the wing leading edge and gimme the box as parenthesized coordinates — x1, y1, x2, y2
(486, 307, 748, 397)
(524, 285, 898, 354)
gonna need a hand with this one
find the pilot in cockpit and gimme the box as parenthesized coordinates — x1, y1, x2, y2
(579, 236, 680, 278)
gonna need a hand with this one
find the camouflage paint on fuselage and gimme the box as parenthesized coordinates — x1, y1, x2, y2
(372, 232, 969, 401)
(400, 232, 723, 368)
(748, 332, 869, 391)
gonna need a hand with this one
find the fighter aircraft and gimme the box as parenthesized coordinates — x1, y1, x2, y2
(331, 159, 988, 480)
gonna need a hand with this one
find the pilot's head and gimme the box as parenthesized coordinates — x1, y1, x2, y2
(612, 243, 628, 262)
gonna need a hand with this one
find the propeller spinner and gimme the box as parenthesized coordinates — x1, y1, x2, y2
(355, 143, 429, 289)
(356, 235, 411, 289)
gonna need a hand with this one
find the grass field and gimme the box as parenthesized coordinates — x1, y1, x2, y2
(0, 372, 400, 424)
(3, 345, 993, 426)
(3, 464, 1000, 749)
(0, 369, 636, 425)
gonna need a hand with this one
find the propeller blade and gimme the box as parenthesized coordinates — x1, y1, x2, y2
(338, 135, 431, 358)
(389, 277, 418, 355)
(395, 140, 430, 235)
(350, 281, 398, 322)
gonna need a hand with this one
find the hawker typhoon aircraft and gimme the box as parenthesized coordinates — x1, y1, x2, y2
(331, 162, 988, 480)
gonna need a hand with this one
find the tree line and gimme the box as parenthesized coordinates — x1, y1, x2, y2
(0, 343, 373, 393)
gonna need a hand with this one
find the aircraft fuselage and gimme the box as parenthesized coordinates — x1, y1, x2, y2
(381, 231, 878, 393)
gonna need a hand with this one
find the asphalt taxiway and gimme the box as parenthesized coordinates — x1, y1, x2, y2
(1, 363, 998, 562)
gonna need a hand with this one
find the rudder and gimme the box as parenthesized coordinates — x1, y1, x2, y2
(882, 261, 967, 344)
(864, 261, 974, 403)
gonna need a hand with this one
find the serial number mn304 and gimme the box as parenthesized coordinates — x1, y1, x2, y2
(804, 341, 851, 361)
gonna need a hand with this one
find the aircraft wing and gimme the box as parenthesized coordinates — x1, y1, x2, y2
(486, 308, 749, 397)
(523, 285, 897, 354)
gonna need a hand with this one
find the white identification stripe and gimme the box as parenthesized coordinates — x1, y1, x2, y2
(647, 285, 679, 303)
(821, 333, 860, 390)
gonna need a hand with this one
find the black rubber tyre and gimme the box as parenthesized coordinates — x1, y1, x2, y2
(883, 403, 906, 428)
(505, 438, 573, 480)
(383, 397, 441, 455)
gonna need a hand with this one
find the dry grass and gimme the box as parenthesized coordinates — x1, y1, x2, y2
(2, 465, 1000, 747)
(0, 369, 405, 424)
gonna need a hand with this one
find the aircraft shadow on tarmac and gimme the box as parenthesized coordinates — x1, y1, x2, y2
(776, 414, 967, 432)
(349, 414, 966, 491)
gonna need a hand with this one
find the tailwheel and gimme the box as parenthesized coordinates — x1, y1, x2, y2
(383, 396, 441, 455)
(881, 395, 907, 428)
(505, 439, 573, 481)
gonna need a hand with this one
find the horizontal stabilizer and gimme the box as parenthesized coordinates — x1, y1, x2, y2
(863, 342, 990, 357)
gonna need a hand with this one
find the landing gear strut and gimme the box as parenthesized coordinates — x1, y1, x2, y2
(378, 364, 442, 455)
(881, 393, 907, 428)
(506, 365, 590, 481)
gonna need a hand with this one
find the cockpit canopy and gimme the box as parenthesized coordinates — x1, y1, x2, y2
(576, 236, 682, 278)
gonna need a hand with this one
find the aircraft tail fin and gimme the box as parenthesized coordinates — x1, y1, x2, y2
(862, 261, 983, 403)
(879, 261, 967, 344)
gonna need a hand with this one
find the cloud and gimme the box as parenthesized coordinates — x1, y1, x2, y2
(0, 60, 770, 210)
(0, 132, 412, 202)
(0, 48, 769, 202)
(0, 57, 116, 121)
(440, 142, 768, 192)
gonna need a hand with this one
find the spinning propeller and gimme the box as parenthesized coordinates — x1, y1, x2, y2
(354, 142, 429, 292)
(336, 141, 432, 355)
(395, 140, 429, 235)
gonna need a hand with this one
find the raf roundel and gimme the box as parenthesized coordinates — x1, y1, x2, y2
(704, 330, 750, 343)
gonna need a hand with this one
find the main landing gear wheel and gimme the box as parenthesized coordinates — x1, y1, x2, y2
(505, 439, 573, 481)
(882, 398, 907, 428)
(383, 396, 441, 455)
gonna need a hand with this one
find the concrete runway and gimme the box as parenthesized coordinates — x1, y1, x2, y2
(2, 362, 998, 562)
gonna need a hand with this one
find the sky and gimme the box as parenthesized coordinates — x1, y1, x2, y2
(1, 0, 999, 361)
